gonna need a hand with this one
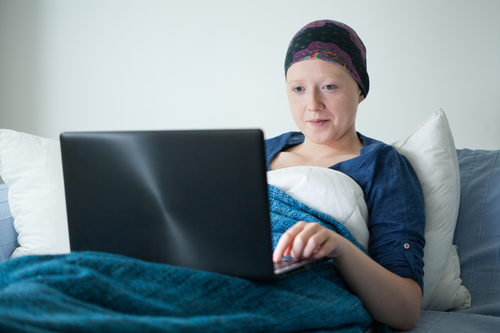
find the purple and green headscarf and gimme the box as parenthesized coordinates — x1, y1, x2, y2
(284, 20, 369, 97)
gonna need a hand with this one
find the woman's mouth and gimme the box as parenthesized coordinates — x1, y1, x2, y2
(308, 119, 329, 127)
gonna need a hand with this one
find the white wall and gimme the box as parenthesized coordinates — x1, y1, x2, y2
(1, 0, 499, 149)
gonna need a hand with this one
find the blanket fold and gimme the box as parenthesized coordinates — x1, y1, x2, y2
(0, 185, 382, 333)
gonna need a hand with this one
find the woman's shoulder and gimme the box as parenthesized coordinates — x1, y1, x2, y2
(358, 133, 397, 155)
(335, 133, 419, 194)
(357, 133, 411, 167)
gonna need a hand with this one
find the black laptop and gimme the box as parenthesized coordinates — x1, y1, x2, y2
(60, 129, 325, 280)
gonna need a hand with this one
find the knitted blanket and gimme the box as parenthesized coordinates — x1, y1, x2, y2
(0, 185, 382, 333)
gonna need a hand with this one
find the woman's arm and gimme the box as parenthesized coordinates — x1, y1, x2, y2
(273, 221, 421, 331)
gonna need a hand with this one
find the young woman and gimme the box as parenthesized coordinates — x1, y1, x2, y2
(267, 20, 426, 331)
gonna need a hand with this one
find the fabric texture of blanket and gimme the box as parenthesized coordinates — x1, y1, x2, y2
(0, 185, 387, 333)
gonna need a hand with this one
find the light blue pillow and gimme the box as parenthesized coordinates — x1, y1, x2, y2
(0, 184, 18, 261)
(454, 149, 500, 315)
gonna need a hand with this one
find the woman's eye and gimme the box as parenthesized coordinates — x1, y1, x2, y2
(293, 87, 304, 92)
(325, 84, 335, 90)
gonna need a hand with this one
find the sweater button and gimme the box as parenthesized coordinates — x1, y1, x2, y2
(404, 243, 410, 250)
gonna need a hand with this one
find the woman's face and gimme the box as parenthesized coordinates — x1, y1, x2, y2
(286, 59, 364, 146)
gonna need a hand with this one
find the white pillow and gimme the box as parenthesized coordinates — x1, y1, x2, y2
(267, 166, 370, 250)
(392, 109, 471, 310)
(0, 129, 70, 257)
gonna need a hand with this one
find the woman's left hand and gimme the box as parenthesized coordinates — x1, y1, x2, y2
(272, 221, 346, 263)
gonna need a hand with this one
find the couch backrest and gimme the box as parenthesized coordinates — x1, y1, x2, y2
(454, 149, 500, 314)
(0, 184, 17, 260)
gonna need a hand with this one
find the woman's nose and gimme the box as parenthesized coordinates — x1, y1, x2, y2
(307, 89, 324, 111)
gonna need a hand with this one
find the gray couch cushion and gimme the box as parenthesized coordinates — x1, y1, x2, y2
(454, 149, 500, 315)
(0, 184, 17, 261)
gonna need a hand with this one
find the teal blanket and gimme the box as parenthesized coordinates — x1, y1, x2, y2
(0, 185, 385, 333)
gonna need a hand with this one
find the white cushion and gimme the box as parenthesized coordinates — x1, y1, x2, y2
(267, 166, 370, 250)
(0, 129, 70, 257)
(392, 109, 470, 310)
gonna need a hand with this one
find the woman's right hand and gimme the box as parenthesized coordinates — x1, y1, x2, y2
(272, 221, 347, 263)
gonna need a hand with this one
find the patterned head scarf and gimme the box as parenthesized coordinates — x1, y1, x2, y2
(284, 20, 369, 97)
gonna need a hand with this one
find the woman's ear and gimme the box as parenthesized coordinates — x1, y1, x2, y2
(358, 92, 365, 104)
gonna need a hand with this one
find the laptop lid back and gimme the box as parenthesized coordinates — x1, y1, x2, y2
(60, 129, 275, 280)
